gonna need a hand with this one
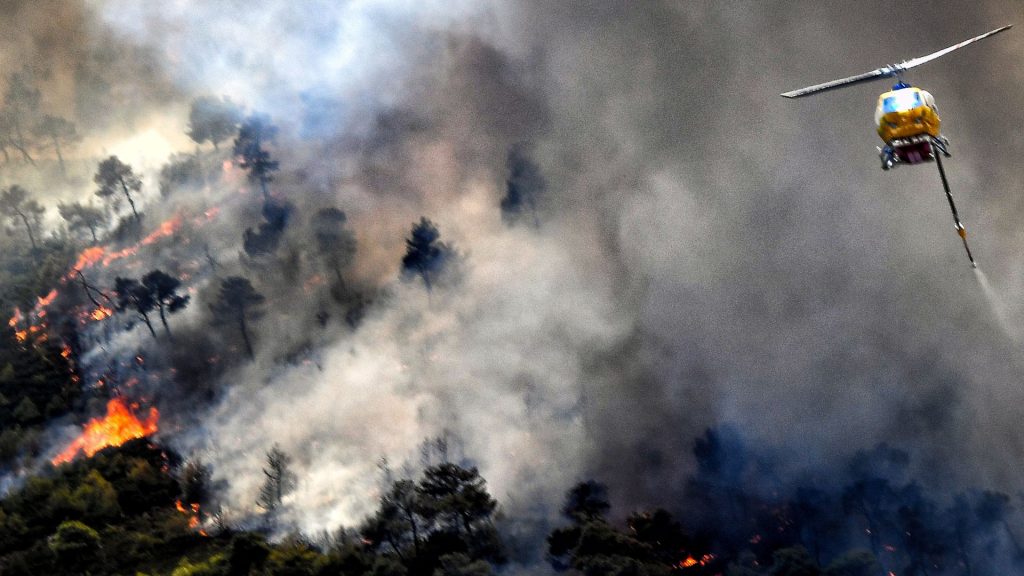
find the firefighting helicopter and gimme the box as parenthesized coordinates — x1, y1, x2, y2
(781, 25, 1013, 267)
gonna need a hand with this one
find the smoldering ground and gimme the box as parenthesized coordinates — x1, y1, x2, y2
(7, 0, 1024, 563)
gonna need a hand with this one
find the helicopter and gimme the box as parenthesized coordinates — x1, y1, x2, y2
(781, 25, 1013, 267)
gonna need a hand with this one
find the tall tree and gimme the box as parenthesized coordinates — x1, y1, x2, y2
(158, 154, 204, 197)
(187, 95, 243, 150)
(58, 202, 105, 244)
(243, 200, 292, 257)
(256, 445, 297, 513)
(95, 156, 143, 222)
(401, 217, 455, 292)
(233, 114, 279, 201)
(312, 207, 357, 290)
(114, 277, 157, 338)
(33, 115, 80, 176)
(209, 276, 265, 359)
(180, 459, 212, 512)
(561, 480, 611, 523)
(0, 185, 44, 252)
(361, 463, 505, 573)
(499, 146, 545, 227)
(141, 269, 190, 338)
(417, 463, 504, 564)
(363, 479, 422, 562)
(2, 70, 40, 165)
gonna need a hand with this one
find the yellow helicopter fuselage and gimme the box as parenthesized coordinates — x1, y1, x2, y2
(874, 87, 941, 143)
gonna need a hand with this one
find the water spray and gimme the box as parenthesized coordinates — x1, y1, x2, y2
(972, 266, 1018, 343)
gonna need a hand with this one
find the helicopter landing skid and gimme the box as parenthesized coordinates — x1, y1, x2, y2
(879, 135, 951, 170)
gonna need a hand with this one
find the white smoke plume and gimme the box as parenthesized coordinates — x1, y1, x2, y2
(6, 1, 1024, 565)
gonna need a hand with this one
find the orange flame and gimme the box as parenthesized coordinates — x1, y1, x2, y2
(51, 398, 159, 465)
(175, 499, 208, 535)
(677, 554, 715, 569)
(8, 307, 21, 329)
(102, 246, 137, 266)
(89, 306, 114, 321)
(37, 289, 58, 308)
(141, 215, 183, 246)
(70, 246, 106, 272)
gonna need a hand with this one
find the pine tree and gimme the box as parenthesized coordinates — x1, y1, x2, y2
(95, 156, 143, 222)
(256, 445, 297, 513)
(401, 217, 455, 292)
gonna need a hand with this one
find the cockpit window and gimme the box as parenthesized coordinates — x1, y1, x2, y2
(882, 90, 922, 113)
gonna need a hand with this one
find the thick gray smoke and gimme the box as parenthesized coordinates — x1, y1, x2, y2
(8, 0, 1024, 560)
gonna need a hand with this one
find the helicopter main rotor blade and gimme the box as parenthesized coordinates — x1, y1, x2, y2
(780, 25, 1012, 99)
(780, 66, 896, 98)
(899, 25, 1012, 71)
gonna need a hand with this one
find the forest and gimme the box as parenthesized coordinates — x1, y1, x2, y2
(2, 2, 1024, 574)
(0, 98, 1021, 573)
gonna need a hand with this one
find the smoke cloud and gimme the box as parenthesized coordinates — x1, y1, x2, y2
(6, 0, 1024, 567)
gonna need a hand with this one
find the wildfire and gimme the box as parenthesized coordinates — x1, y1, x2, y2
(102, 246, 138, 266)
(175, 500, 208, 537)
(677, 554, 715, 569)
(51, 398, 159, 465)
(8, 291, 58, 346)
(197, 206, 221, 223)
(142, 214, 183, 246)
(37, 289, 58, 308)
(70, 246, 106, 272)
(89, 306, 115, 321)
(175, 499, 208, 536)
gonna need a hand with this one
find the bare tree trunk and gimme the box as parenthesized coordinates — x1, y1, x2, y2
(11, 120, 34, 165)
(16, 209, 37, 252)
(139, 312, 157, 338)
(51, 135, 65, 177)
(119, 176, 140, 222)
(238, 314, 254, 359)
(158, 303, 172, 339)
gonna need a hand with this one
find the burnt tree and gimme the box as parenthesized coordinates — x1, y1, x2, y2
(256, 444, 297, 513)
(58, 202, 105, 244)
(233, 114, 279, 201)
(95, 156, 143, 222)
(141, 269, 190, 338)
(0, 185, 45, 253)
(312, 207, 357, 293)
(33, 115, 80, 176)
(1, 70, 40, 165)
(187, 95, 242, 151)
(210, 276, 265, 359)
(114, 277, 157, 338)
(500, 145, 545, 227)
(401, 217, 455, 292)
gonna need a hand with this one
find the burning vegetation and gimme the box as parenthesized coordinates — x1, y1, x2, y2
(50, 397, 159, 465)
(0, 2, 1023, 575)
